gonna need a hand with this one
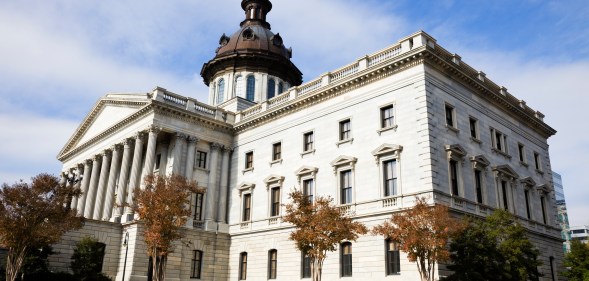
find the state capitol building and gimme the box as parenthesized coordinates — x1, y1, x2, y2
(54, 1, 563, 280)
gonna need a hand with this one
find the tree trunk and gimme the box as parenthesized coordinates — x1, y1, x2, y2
(6, 246, 27, 281)
(312, 258, 324, 281)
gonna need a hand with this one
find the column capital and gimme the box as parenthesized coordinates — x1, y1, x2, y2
(223, 145, 234, 153)
(175, 132, 187, 139)
(101, 150, 112, 158)
(121, 138, 134, 147)
(110, 143, 122, 152)
(93, 154, 102, 162)
(135, 131, 146, 140)
(187, 136, 199, 144)
(148, 125, 161, 135)
(84, 159, 93, 166)
(77, 163, 85, 169)
(211, 142, 223, 150)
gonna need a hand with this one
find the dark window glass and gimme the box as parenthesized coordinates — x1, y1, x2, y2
(534, 152, 541, 170)
(383, 160, 397, 197)
(450, 160, 459, 196)
(268, 250, 277, 279)
(267, 79, 276, 99)
(155, 154, 161, 170)
(495, 132, 503, 151)
(243, 194, 251, 222)
(475, 170, 483, 204)
(524, 189, 531, 219)
(272, 143, 281, 161)
(445, 105, 454, 127)
(270, 187, 280, 217)
(469, 118, 477, 138)
(196, 151, 207, 169)
(502, 181, 509, 211)
(385, 239, 400, 275)
(303, 179, 314, 202)
(340, 170, 352, 204)
(194, 193, 204, 221)
(339, 119, 351, 141)
(302, 252, 311, 278)
(341, 242, 352, 277)
(381, 105, 394, 128)
(303, 132, 314, 151)
(518, 144, 525, 162)
(239, 252, 248, 280)
(217, 79, 225, 104)
(190, 250, 203, 279)
(541, 196, 547, 224)
(246, 76, 255, 101)
(245, 152, 253, 169)
(278, 82, 284, 94)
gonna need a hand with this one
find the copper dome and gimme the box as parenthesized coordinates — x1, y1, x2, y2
(200, 0, 303, 87)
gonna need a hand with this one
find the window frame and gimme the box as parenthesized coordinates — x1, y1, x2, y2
(270, 186, 281, 217)
(383, 159, 398, 197)
(239, 252, 248, 280)
(272, 142, 282, 162)
(303, 131, 314, 153)
(339, 119, 351, 141)
(303, 178, 314, 203)
(445, 103, 456, 129)
(372, 144, 403, 198)
(534, 151, 542, 171)
(244, 151, 254, 170)
(235, 75, 244, 98)
(242, 193, 252, 222)
(474, 169, 484, 204)
(385, 239, 400, 275)
(190, 250, 203, 279)
(340, 242, 353, 277)
(267, 78, 276, 100)
(268, 249, 277, 279)
(490, 128, 509, 155)
(469, 117, 479, 140)
(301, 252, 311, 278)
(340, 170, 353, 205)
(195, 150, 208, 169)
(445, 144, 466, 197)
(470, 155, 490, 205)
(193, 193, 204, 221)
(217, 78, 225, 104)
(380, 104, 395, 130)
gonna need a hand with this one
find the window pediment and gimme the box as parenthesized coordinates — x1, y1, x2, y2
(330, 156, 357, 174)
(493, 165, 519, 180)
(264, 175, 285, 189)
(238, 182, 255, 196)
(295, 166, 318, 181)
(536, 184, 552, 194)
(470, 154, 490, 170)
(371, 144, 403, 164)
(520, 177, 536, 188)
(445, 144, 467, 160)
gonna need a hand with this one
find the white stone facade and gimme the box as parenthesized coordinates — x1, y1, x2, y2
(55, 29, 563, 281)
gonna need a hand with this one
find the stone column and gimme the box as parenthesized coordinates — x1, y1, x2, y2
(216, 146, 231, 223)
(142, 126, 160, 181)
(171, 133, 186, 175)
(71, 165, 83, 211)
(185, 136, 198, 180)
(114, 139, 133, 221)
(84, 155, 102, 218)
(103, 144, 121, 221)
(125, 132, 145, 217)
(204, 143, 221, 224)
(92, 150, 111, 220)
(77, 160, 92, 216)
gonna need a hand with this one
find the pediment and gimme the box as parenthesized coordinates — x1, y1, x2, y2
(58, 94, 151, 160)
(295, 166, 318, 177)
(445, 144, 467, 158)
(371, 144, 403, 157)
(470, 155, 490, 168)
(264, 175, 285, 186)
(237, 182, 255, 196)
(536, 184, 552, 194)
(330, 155, 357, 167)
(520, 177, 536, 187)
(493, 164, 519, 179)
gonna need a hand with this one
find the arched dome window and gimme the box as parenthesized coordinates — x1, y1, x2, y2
(278, 82, 284, 94)
(267, 78, 276, 99)
(217, 78, 225, 104)
(246, 75, 256, 101)
(235, 76, 244, 98)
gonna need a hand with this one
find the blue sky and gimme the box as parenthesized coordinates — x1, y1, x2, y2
(0, 0, 588, 226)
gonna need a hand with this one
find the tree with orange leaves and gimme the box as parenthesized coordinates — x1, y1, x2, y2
(131, 174, 204, 281)
(0, 173, 84, 281)
(283, 190, 368, 281)
(372, 196, 463, 281)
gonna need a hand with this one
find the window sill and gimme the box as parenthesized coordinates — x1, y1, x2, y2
(519, 161, 529, 167)
(377, 125, 398, 135)
(300, 149, 316, 157)
(470, 137, 482, 144)
(269, 159, 283, 166)
(242, 167, 254, 174)
(336, 138, 354, 147)
(445, 124, 460, 134)
(535, 169, 544, 175)
(491, 148, 512, 159)
(194, 167, 210, 173)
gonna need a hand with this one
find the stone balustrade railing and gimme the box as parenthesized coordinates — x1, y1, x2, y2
(151, 87, 235, 124)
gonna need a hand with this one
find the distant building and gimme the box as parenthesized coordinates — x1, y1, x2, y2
(570, 225, 589, 244)
(52, 1, 564, 280)
(553, 172, 571, 252)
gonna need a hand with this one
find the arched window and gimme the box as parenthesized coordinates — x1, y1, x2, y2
(267, 78, 276, 99)
(191, 250, 203, 278)
(235, 76, 244, 98)
(217, 78, 225, 104)
(278, 82, 284, 94)
(246, 75, 255, 101)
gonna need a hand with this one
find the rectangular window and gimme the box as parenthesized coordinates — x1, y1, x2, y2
(155, 153, 161, 170)
(534, 152, 541, 170)
(303, 132, 314, 152)
(272, 143, 281, 161)
(339, 119, 351, 141)
(381, 105, 394, 128)
(445, 104, 455, 127)
(474, 170, 483, 204)
(193, 193, 204, 221)
(242, 194, 252, 222)
(518, 144, 525, 163)
(469, 117, 478, 139)
(450, 160, 459, 196)
(268, 250, 277, 279)
(303, 179, 314, 202)
(385, 240, 400, 275)
(541, 196, 547, 224)
(302, 253, 311, 278)
(190, 250, 203, 279)
(491, 129, 508, 153)
(341, 242, 353, 277)
(270, 187, 280, 217)
(524, 189, 531, 220)
(340, 170, 352, 204)
(383, 160, 397, 197)
(196, 151, 207, 169)
(245, 152, 253, 169)
(501, 181, 509, 211)
(239, 252, 248, 280)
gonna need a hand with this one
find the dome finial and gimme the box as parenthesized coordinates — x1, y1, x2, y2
(240, 0, 273, 29)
